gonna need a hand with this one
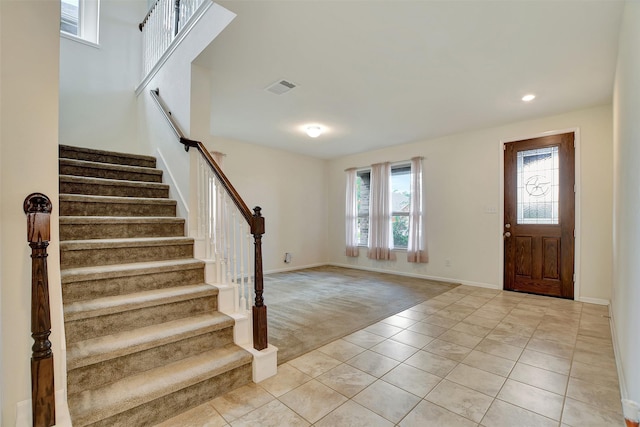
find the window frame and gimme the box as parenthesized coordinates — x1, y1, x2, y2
(60, 0, 100, 47)
(355, 162, 412, 250)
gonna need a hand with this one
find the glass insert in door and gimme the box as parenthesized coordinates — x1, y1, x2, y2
(516, 146, 559, 224)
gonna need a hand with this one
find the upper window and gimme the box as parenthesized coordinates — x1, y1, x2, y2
(61, 0, 100, 45)
(356, 164, 411, 248)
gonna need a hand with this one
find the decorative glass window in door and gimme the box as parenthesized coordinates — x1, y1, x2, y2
(516, 146, 559, 224)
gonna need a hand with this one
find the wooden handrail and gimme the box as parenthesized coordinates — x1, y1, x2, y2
(24, 193, 55, 427)
(149, 88, 268, 351)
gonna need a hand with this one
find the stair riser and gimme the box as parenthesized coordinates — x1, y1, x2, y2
(65, 296, 218, 344)
(60, 147, 157, 168)
(60, 164, 162, 183)
(73, 364, 252, 427)
(60, 181, 169, 198)
(62, 268, 204, 303)
(60, 201, 176, 217)
(67, 328, 235, 395)
(60, 222, 184, 240)
(61, 243, 193, 269)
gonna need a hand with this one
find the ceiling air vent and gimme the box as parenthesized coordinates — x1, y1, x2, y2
(265, 79, 297, 95)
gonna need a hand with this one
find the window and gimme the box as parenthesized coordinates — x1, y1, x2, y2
(517, 146, 559, 224)
(60, 0, 100, 45)
(356, 164, 411, 249)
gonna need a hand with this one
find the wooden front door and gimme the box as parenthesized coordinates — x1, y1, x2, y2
(504, 132, 575, 299)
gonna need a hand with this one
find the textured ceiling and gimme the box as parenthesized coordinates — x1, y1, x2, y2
(195, 0, 625, 159)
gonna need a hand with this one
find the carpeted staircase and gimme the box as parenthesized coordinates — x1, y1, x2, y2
(59, 145, 252, 426)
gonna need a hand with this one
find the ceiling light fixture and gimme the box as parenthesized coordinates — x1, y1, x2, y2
(305, 125, 323, 138)
(522, 94, 536, 102)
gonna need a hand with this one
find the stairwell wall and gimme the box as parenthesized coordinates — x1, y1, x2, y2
(137, 2, 236, 231)
(0, 1, 63, 426)
(59, 0, 146, 155)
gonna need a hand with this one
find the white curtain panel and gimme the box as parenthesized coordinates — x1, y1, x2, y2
(345, 168, 360, 257)
(368, 162, 396, 260)
(407, 156, 428, 263)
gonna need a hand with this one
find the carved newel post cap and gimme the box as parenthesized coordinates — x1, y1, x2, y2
(24, 193, 52, 243)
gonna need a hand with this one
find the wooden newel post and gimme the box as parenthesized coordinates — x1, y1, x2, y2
(251, 207, 268, 351)
(23, 193, 55, 427)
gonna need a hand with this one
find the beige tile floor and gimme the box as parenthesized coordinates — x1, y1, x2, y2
(161, 286, 624, 426)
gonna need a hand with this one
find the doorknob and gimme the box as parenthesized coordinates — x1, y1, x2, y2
(504, 231, 511, 238)
(505, 223, 511, 229)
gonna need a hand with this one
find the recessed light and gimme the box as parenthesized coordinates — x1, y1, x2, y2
(305, 125, 323, 138)
(522, 94, 536, 102)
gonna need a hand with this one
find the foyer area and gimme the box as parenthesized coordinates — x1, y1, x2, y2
(156, 280, 622, 426)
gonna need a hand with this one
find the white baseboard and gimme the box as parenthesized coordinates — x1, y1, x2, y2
(576, 296, 610, 305)
(264, 263, 326, 275)
(610, 306, 640, 422)
(327, 262, 499, 290)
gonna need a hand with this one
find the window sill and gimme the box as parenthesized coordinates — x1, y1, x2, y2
(60, 31, 100, 49)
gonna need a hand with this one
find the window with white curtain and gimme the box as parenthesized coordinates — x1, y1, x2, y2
(352, 163, 411, 248)
(346, 158, 427, 262)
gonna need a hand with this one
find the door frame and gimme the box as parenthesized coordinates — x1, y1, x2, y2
(499, 127, 582, 299)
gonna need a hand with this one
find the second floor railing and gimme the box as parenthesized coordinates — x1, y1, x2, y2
(139, 0, 206, 78)
(149, 88, 268, 351)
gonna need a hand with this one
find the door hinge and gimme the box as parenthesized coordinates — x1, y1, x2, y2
(573, 274, 576, 282)
(503, 144, 506, 151)
(574, 229, 576, 238)
(574, 184, 576, 193)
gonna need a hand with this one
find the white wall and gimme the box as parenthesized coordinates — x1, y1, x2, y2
(59, 0, 146, 154)
(0, 1, 62, 426)
(204, 137, 328, 273)
(612, 0, 640, 411)
(137, 2, 236, 230)
(328, 105, 613, 302)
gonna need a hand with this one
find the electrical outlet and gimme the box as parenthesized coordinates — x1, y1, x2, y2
(284, 253, 292, 263)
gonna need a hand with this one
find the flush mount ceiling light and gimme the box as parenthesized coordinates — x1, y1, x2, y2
(522, 94, 536, 102)
(305, 125, 323, 138)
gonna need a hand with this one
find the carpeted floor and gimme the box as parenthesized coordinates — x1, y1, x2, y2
(264, 265, 459, 363)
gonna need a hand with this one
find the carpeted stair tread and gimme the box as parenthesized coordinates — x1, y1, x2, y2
(60, 175, 169, 197)
(60, 236, 193, 268)
(60, 158, 163, 181)
(64, 283, 217, 321)
(61, 236, 193, 251)
(60, 194, 176, 217)
(67, 312, 234, 370)
(61, 258, 204, 283)
(60, 145, 157, 168)
(60, 216, 183, 224)
(69, 344, 252, 427)
(60, 194, 175, 205)
(60, 216, 185, 239)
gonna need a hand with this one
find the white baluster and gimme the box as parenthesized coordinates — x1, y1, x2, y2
(216, 185, 222, 284)
(247, 230, 253, 312)
(206, 173, 213, 258)
(229, 210, 240, 312)
(225, 195, 231, 287)
(239, 222, 246, 311)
